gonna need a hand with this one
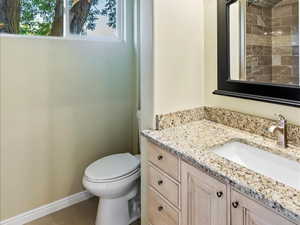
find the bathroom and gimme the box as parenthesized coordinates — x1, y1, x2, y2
(0, 0, 300, 225)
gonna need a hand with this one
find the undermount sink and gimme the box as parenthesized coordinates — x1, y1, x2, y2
(213, 141, 300, 190)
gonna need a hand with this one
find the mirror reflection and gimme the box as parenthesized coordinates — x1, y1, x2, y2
(230, 0, 299, 86)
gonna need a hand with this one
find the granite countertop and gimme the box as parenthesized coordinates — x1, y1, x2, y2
(142, 120, 300, 224)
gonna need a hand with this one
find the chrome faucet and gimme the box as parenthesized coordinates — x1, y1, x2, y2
(268, 114, 287, 148)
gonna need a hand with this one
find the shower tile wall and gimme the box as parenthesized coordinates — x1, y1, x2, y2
(272, 0, 299, 84)
(246, 5, 273, 82)
(246, 0, 299, 85)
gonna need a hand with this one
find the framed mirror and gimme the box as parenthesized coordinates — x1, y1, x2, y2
(214, 0, 300, 107)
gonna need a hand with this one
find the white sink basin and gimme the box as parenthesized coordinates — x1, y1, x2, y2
(213, 141, 300, 190)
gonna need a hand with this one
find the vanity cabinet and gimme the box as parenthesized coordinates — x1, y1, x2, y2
(231, 190, 295, 225)
(181, 161, 228, 225)
(145, 141, 297, 225)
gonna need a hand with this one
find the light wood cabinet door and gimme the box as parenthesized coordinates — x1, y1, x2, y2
(231, 190, 295, 225)
(181, 161, 228, 225)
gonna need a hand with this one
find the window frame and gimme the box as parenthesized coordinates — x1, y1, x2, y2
(0, 0, 125, 42)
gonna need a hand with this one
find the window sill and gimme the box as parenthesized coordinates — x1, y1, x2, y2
(0, 33, 124, 43)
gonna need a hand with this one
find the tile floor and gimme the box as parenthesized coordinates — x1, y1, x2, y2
(26, 197, 140, 225)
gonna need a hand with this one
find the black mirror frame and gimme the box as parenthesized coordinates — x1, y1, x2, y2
(213, 0, 300, 107)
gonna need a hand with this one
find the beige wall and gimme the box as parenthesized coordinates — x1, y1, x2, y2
(140, 0, 204, 224)
(147, 0, 300, 125)
(141, 1, 300, 224)
(140, 1, 300, 225)
(0, 2, 136, 220)
(203, 0, 300, 126)
(153, 0, 204, 115)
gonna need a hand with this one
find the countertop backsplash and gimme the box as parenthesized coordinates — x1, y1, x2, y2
(156, 106, 300, 147)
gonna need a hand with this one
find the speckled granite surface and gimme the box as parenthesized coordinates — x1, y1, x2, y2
(156, 107, 300, 147)
(142, 120, 300, 224)
(156, 107, 205, 130)
(205, 107, 300, 147)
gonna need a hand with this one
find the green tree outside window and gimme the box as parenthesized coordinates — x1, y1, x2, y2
(0, 0, 117, 36)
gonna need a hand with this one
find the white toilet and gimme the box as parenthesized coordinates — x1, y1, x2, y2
(83, 153, 140, 225)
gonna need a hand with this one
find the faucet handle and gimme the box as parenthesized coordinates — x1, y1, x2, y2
(268, 125, 277, 134)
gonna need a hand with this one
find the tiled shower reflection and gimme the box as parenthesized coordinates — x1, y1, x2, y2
(246, 0, 299, 85)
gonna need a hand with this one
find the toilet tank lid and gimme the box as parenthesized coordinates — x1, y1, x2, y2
(85, 153, 140, 181)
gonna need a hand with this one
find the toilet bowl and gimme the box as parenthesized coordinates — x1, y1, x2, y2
(83, 153, 140, 225)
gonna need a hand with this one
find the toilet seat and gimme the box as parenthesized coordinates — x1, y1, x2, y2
(84, 153, 140, 183)
(84, 166, 140, 183)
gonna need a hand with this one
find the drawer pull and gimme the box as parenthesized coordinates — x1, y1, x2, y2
(232, 201, 239, 208)
(157, 155, 163, 160)
(216, 191, 223, 198)
(157, 180, 163, 185)
(158, 206, 164, 212)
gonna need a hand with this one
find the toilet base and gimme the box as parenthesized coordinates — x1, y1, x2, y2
(96, 197, 129, 225)
(95, 186, 138, 225)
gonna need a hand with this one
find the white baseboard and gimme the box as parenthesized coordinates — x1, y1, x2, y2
(0, 191, 93, 225)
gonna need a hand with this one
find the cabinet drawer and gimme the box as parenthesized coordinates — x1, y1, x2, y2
(148, 188, 179, 225)
(148, 165, 180, 208)
(148, 142, 179, 180)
